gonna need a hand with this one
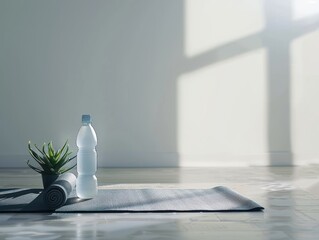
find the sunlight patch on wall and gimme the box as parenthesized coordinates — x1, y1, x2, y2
(290, 30, 319, 156)
(177, 49, 267, 166)
(293, 0, 319, 20)
(185, 0, 264, 58)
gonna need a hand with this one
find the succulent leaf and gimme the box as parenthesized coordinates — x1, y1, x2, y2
(60, 163, 77, 174)
(26, 160, 44, 174)
(26, 140, 77, 175)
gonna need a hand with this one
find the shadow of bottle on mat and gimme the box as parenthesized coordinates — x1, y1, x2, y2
(65, 197, 89, 206)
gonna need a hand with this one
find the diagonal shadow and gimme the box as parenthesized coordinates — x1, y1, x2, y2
(180, 0, 319, 166)
(0, 188, 41, 199)
(0, 188, 86, 212)
(0, 188, 42, 212)
(183, 33, 264, 73)
(292, 14, 319, 37)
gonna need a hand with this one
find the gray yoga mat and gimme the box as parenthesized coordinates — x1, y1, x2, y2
(0, 186, 263, 212)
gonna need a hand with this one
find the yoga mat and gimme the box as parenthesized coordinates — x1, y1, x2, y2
(43, 173, 76, 210)
(0, 186, 263, 212)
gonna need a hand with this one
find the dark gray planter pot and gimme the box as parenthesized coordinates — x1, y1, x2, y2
(41, 174, 59, 189)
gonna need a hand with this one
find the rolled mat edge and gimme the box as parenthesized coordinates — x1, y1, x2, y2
(43, 173, 76, 210)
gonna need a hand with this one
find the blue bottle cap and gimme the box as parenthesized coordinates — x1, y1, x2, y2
(82, 114, 92, 124)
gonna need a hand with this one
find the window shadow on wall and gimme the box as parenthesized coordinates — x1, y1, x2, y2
(181, 0, 319, 166)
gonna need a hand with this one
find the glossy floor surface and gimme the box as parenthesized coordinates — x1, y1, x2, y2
(0, 167, 319, 239)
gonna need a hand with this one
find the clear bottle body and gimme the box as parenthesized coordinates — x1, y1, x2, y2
(76, 123, 98, 199)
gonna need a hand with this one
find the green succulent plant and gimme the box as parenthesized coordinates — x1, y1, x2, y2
(27, 140, 76, 175)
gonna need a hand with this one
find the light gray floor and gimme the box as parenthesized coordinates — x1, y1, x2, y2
(0, 167, 319, 240)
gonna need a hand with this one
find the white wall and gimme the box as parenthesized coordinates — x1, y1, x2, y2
(1, 0, 319, 167)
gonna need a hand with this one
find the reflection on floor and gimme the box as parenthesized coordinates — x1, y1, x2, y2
(0, 167, 319, 239)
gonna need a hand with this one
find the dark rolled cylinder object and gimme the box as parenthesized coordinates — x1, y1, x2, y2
(44, 173, 76, 210)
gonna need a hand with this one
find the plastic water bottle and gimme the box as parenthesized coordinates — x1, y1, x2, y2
(76, 114, 98, 199)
